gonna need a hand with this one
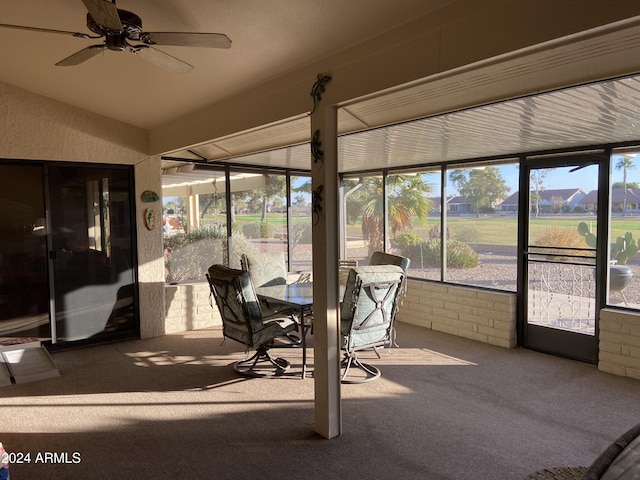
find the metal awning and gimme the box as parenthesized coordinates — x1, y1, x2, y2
(163, 74, 640, 177)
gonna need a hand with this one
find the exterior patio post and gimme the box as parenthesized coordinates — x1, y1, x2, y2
(310, 75, 341, 439)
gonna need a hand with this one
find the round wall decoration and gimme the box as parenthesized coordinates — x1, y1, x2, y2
(144, 208, 156, 230)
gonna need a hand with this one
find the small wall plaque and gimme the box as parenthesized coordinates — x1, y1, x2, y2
(144, 208, 156, 230)
(141, 190, 159, 203)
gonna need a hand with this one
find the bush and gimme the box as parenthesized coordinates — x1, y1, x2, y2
(395, 232, 421, 247)
(242, 222, 276, 239)
(452, 224, 479, 243)
(163, 226, 258, 283)
(478, 206, 495, 214)
(292, 222, 312, 244)
(396, 237, 479, 269)
(535, 226, 585, 249)
(422, 239, 479, 268)
(164, 224, 226, 250)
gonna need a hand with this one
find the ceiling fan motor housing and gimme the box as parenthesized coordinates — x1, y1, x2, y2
(86, 8, 143, 39)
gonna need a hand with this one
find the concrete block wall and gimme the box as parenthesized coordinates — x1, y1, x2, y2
(599, 308, 640, 380)
(164, 283, 222, 334)
(397, 279, 517, 348)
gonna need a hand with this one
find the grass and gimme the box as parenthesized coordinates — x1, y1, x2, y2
(204, 211, 640, 248)
(345, 214, 640, 247)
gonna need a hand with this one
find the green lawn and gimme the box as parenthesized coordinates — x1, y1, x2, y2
(346, 214, 640, 246)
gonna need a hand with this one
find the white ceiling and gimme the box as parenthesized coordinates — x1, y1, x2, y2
(4, 1, 640, 178)
(0, 0, 451, 130)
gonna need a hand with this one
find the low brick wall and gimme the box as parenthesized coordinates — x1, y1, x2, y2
(164, 283, 222, 334)
(599, 308, 640, 380)
(397, 279, 517, 348)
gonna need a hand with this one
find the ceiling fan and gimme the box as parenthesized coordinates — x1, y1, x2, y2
(0, 0, 232, 73)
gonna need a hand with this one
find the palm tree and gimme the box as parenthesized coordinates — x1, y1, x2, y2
(616, 155, 636, 214)
(359, 174, 433, 256)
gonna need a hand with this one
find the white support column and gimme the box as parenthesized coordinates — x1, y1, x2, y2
(310, 85, 341, 439)
(186, 190, 199, 234)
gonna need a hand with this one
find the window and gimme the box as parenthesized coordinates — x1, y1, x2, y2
(343, 174, 383, 264)
(444, 161, 519, 291)
(162, 168, 227, 283)
(290, 175, 312, 273)
(229, 172, 287, 269)
(387, 168, 441, 281)
(608, 148, 640, 309)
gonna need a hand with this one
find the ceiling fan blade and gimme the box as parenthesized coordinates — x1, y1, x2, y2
(56, 44, 107, 66)
(81, 0, 122, 32)
(131, 45, 193, 74)
(140, 32, 231, 49)
(0, 23, 95, 39)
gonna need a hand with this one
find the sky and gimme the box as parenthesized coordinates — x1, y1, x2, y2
(448, 153, 640, 197)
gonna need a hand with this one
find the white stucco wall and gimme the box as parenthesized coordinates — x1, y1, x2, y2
(0, 81, 165, 339)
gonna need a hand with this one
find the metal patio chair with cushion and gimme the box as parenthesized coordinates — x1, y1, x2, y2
(340, 265, 405, 383)
(369, 251, 410, 347)
(338, 258, 358, 286)
(523, 423, 640, 480)
(240, 251, 308, 343)
(240, 251, 288, 288)
(206, 264, 298, 377)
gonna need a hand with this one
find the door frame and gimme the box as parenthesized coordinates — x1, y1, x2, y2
(517, 150, 610, 364)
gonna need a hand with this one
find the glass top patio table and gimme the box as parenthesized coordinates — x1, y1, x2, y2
(255, 282, 314, 379)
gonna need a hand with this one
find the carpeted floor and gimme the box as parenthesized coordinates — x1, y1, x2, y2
(2, 322, 640, 480)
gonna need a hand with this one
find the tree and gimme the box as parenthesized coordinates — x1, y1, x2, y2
(529, 169, 549, 217)
(448, 167, 510, 217)
(356, 174, 433, 256)
(613, 181, 639, 189)
(616, 155, 636, 214)
(260, 175, 286, 221)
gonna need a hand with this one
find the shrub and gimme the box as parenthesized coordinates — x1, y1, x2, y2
(395, 232, 421, 247)
(164, 224, 226, 250)
(163, 226, 258, 283)
(395, 233, 422, 260)
(396, 237, 479, 269)
(242, 222, 276, 239)
(535, 226, 585, 249)
(292, 222, 312, 244)
(422, 239, 479, 268)
(452, 224, 479, 243)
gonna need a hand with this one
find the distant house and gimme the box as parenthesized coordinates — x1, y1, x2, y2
(498, 192, 519, 212)
(447, 196, 473, 214)
(497, 188, 586, 213)
(581, 188, 640, 212)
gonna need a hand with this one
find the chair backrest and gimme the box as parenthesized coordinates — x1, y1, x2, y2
(241, 251, 288, 287)
(340, 265, 405, 351)
(369, 251, 410, 272)
(586, 423, 640, 480)
(206, 264, 264, 347)
(338, 259, 358, 286)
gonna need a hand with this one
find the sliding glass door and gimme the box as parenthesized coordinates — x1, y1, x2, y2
(0, 164, 50, 340)
(0, 162, 138, 346)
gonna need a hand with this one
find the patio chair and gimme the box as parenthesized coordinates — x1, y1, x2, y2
(369, 251, 410, 347)
(240, 251, 308, 343)
(340, 265, 405, 383)
(339, 258, 358, 286)
(206, 264, 298, 377)
(523, 423, 640, 479)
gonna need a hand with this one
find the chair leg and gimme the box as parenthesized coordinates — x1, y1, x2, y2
(340, 352, 381, 384)
(233, 346, 290, 378)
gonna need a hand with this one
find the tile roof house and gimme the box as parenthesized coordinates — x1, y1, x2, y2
(498, 189, 586, 213)
(581, 188, 640, 212)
